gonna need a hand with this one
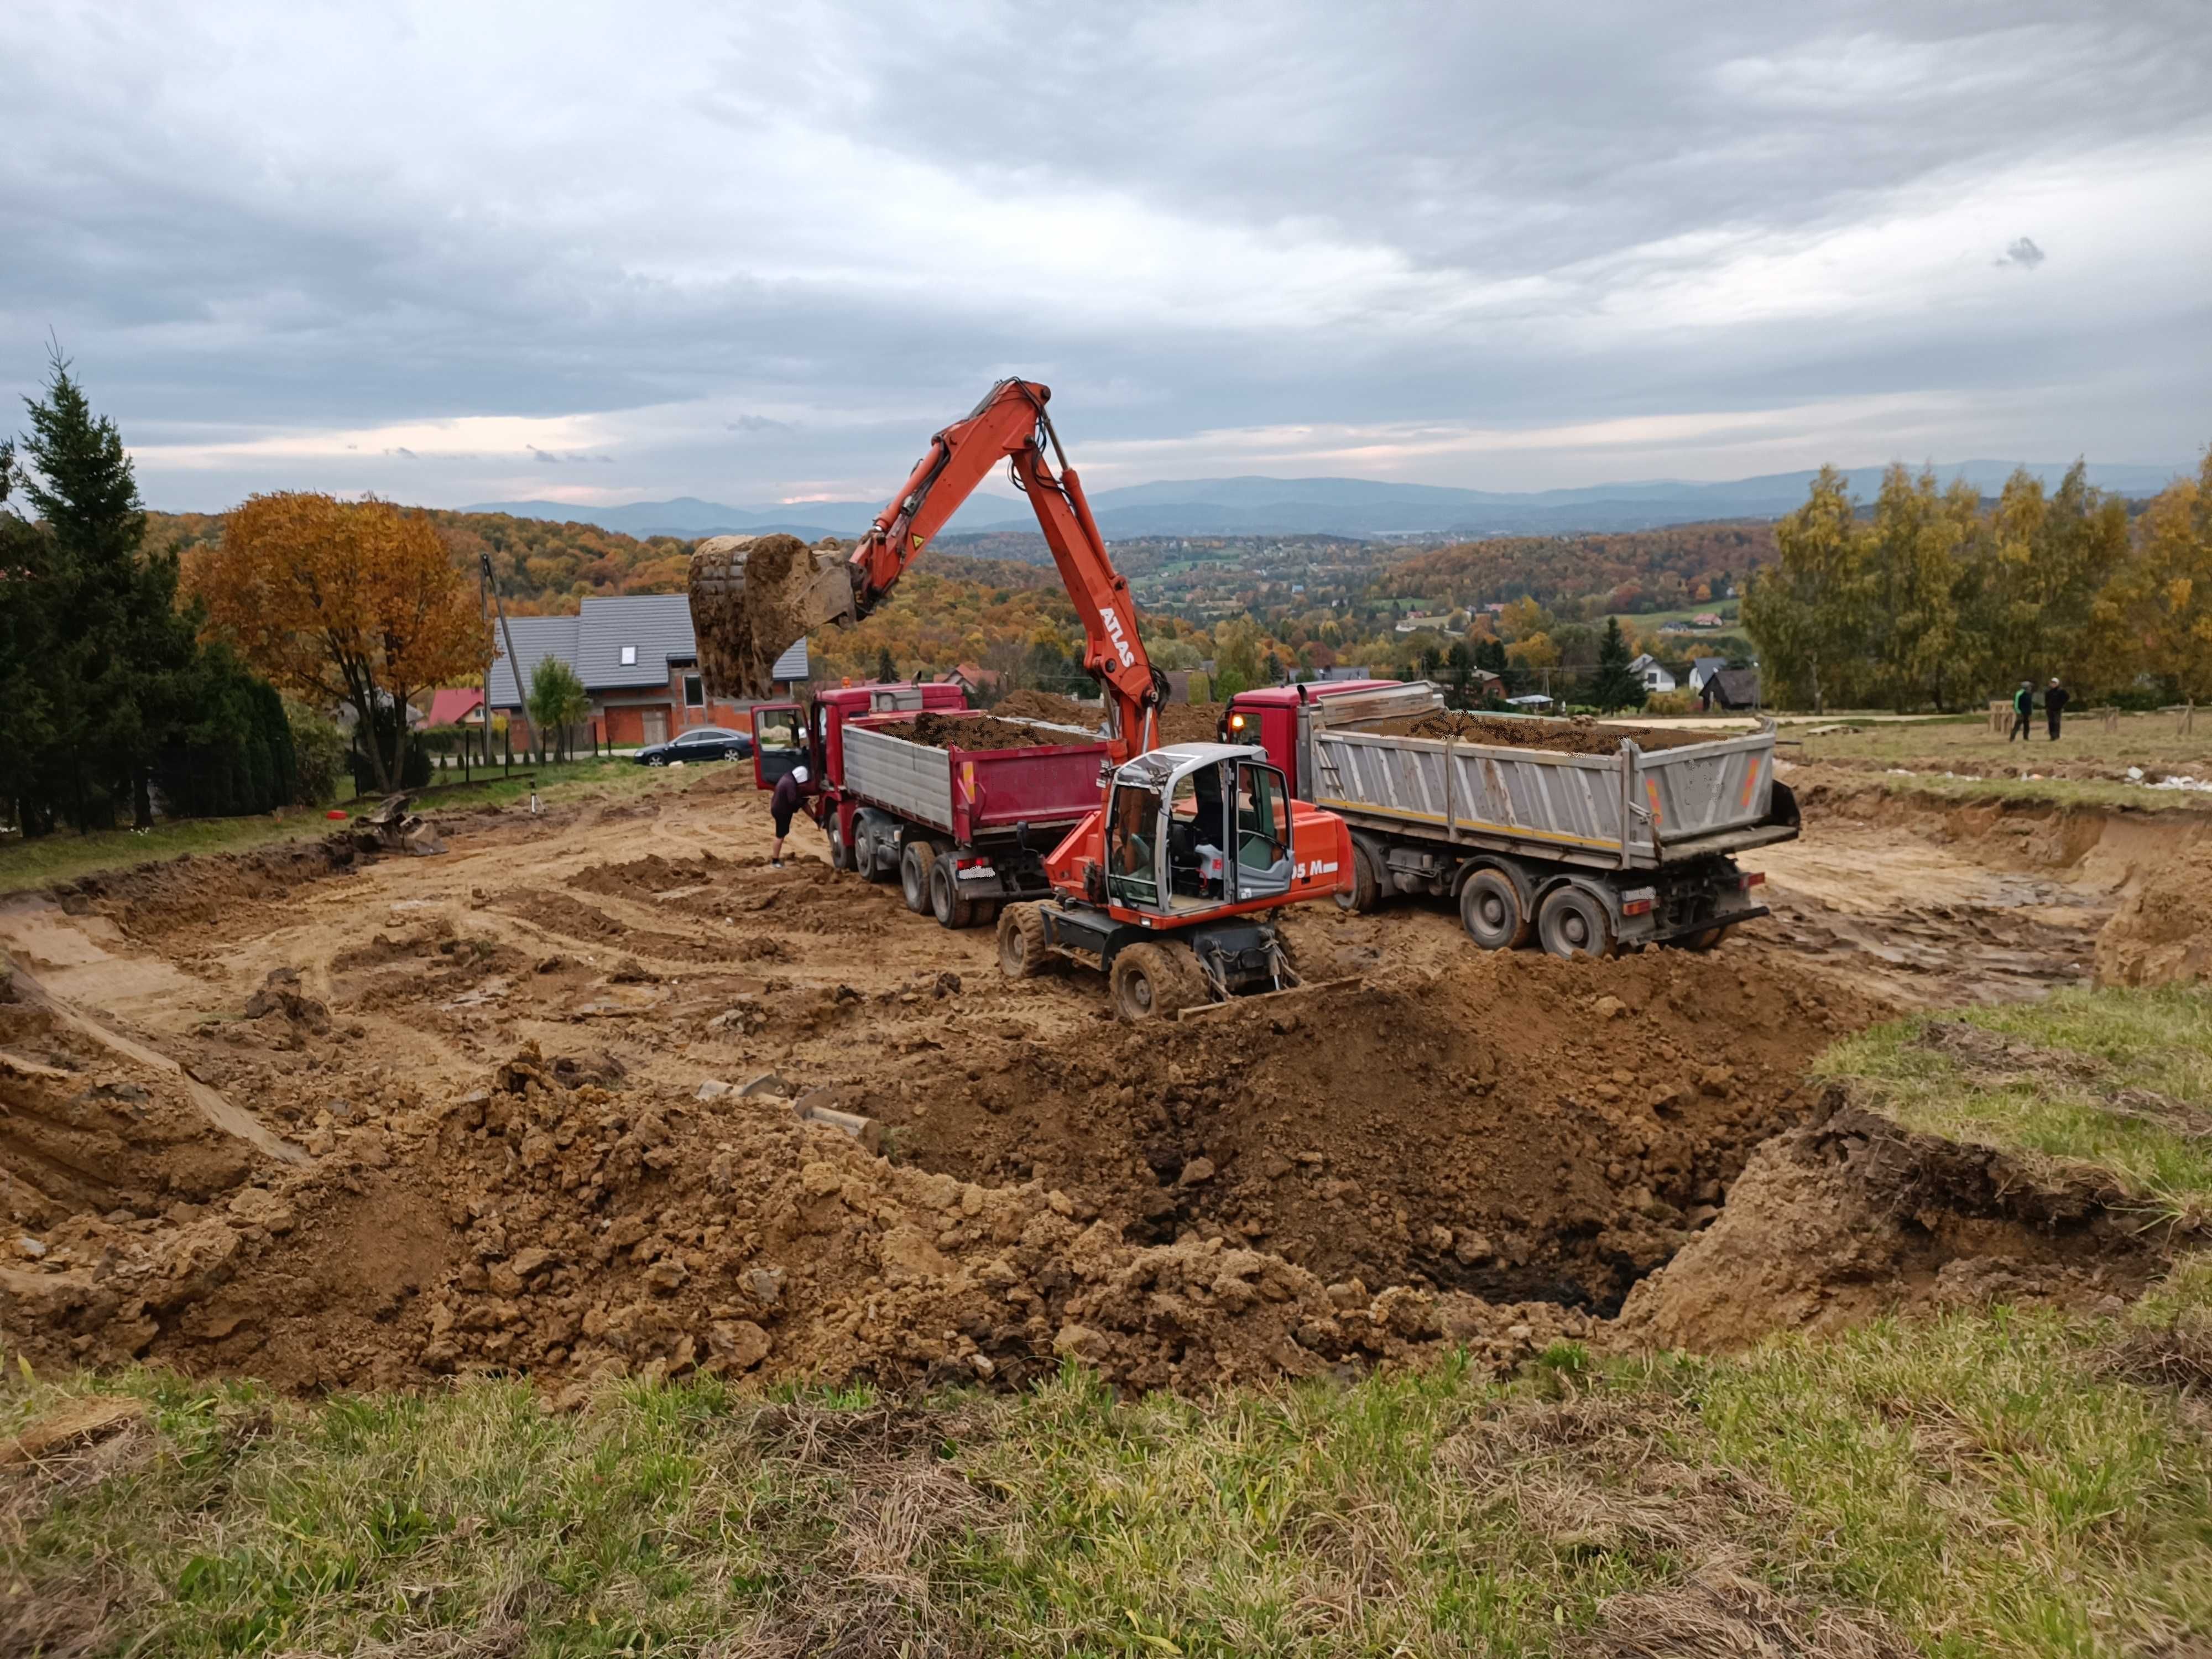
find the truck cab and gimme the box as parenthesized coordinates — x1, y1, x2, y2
(1218, 680, 1402, 797)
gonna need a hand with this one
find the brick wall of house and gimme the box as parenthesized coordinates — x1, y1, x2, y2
(586, 661, 757, 748)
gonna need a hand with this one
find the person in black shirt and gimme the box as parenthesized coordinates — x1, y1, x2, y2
(769, 764, 812, 868)
(2045, 678, 2069, 741)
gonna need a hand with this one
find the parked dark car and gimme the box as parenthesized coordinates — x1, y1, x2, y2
(635, 726, 754, 765)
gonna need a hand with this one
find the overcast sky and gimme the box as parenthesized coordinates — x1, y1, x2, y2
(6, 1, 2209, 513)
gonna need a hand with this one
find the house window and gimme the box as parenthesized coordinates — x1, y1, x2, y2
(683, 674, 704, 708)
(620, 645, 637, 666)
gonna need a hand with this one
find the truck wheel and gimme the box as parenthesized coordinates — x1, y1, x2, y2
(827, 817, 855, 873)
(998, 903, 1051, 978)
(928, 857, 978, 928)
(1681, 923, 1734, 952)
(1337, 839, 1383, 913)
(1109, 943, 1203, 1022)
(900, 842, 937, 914)
(1537, 885, 1615, 959)
(1459, 868, 1530, 950)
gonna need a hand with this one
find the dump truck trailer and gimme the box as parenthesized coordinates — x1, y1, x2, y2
(839, 710, 1110, 928)
(1220, 681, 1799, 957)
(749, 682, 1110, 930)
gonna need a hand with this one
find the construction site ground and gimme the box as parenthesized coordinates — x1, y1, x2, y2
(5, 754, 2212, 1652)
(4, 754, 2208, 1395)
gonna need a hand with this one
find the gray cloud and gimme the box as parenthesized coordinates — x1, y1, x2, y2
(2000, 236, 2048, 269)
(2, 1, 2206, 511)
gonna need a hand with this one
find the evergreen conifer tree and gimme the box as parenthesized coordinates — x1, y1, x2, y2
(1590, 616, 1646, 714)
(18, 350, 199, 827)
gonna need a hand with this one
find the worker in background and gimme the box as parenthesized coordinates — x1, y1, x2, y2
(2045, 677, 2070, 741)
(2009, 681, 2034, 742)
(769, 764, 812, 868)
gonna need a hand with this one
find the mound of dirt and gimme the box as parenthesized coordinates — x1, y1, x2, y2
(56, 833, 362, 940)
(862, 947, 1873, 1317)
(870, 713, 1104, 753)
(0, 1036, 1580, 1395)
(992, 690, 1097, 726)
(1610, 1094, 2170, 1352)
(0, 1001, 265, 1227)
(2097, 837, 2212, 987)
(1158, 702, 1225, 745)
(1365, 711, 1712, 754)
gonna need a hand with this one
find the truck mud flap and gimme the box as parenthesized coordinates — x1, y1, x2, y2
(1174, 974, 1364, 1022)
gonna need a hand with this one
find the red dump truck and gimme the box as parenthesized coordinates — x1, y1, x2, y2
(749, 681, 1110, 928)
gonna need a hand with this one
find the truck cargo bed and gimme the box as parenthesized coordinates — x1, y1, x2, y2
(1302, 692, 1785, 870)
(842, 714, 1106, 843)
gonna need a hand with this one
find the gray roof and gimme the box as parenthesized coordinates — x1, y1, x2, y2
(1707, 668, 1762, 708)
(486, 615, 581, 708)
(576, 594, 697, 690)
(487, 594, 808, 706)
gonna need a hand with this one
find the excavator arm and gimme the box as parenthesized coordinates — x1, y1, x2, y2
(688, 379, 1162, 757)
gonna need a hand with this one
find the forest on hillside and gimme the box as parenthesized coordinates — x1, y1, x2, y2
(149, 508, 694, 617)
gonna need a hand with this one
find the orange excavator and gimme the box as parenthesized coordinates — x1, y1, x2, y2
(686, 378, 1353, 1019)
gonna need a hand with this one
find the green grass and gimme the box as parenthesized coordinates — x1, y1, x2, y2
(1793, 709, 2212, 774)
(1818, 985, 2212, 1219)
(7, 1322, 2210, 1657)
(0, 758, 701, 896)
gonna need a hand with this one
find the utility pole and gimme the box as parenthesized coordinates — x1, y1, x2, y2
(481, 551, 536, 761)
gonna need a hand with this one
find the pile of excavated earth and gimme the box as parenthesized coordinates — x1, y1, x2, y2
(870, 713, 1102, 753)
(1379, 711, 1714, 753)
(0, 762, 2205, 1400)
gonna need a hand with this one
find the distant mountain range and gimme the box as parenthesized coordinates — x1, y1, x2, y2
(467, 460, 2187, 542)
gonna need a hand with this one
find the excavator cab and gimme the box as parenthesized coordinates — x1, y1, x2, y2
(1095, 746, 1297, 917)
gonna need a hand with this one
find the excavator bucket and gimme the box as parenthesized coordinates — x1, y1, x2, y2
(688, 534, 858, 698)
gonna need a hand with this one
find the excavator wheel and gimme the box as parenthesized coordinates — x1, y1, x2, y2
(928, 857, 979, 929)
(1109, 942, 1207, 1022)
(900, 841, 938, 915)
(998, 903, 1052, 978)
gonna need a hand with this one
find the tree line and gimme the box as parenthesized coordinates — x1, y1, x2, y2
(1745, 458, 2212, 712)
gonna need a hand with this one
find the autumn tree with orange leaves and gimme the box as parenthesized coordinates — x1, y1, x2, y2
(192, 494, 490, 794)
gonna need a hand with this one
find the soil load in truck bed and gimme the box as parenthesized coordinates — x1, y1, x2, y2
(1365, 711, 1717, 754)
(870, 713, 1100, 753)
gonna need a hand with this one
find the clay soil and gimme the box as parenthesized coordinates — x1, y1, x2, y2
(0, 768, 2202, 1398)
(1368, 711, 1714, 754)
(871, 712, 1104, 753)
(981, 692, 1226, 748)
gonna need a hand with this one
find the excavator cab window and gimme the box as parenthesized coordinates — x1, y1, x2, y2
(1233, 761, 1293, 899)
(1105, 783, 1162, 910)
(752, 703, 804, 789)
(1165, 765, 1228, 906)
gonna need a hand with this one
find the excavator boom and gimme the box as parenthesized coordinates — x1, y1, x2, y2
(689, 380, 1160, 756)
